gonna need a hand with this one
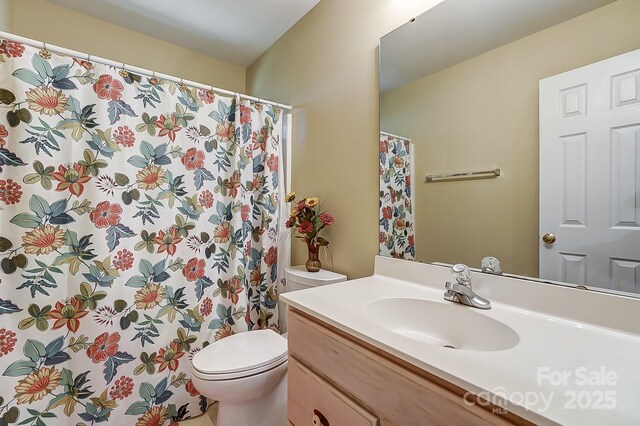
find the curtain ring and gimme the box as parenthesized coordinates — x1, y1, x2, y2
(119, 62, 129, 78)
(179, 78, 188, 92)
(87, 53, 91, 62)
(39, 42, 51, 59)
(150, 70, 158, 85)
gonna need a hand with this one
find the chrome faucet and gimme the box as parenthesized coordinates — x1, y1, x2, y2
(444, 264, 491, 309)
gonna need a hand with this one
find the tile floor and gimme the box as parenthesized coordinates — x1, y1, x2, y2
(179, 403, 218, 426)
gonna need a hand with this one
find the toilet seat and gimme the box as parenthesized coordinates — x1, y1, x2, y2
(192, 329, 288, 381)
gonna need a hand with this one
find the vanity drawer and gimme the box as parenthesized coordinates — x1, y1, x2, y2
(288, 356, 379, 426)
(288, 308, 529, 426)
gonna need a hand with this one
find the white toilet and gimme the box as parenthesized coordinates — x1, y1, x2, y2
(191, 266, 347, 426)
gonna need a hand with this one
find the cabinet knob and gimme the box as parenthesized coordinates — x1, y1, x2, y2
(312, 409, 330, 426)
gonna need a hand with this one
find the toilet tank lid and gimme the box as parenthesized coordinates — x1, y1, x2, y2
(284, 266, 347, 286)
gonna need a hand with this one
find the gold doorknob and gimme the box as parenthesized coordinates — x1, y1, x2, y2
(542, 233, 556, 244)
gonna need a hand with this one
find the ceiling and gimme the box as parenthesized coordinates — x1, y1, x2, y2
(47, 0, 321, 67)
(380, 0, 617, 91)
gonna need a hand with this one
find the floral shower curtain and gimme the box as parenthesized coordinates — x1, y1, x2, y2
(379, 132, 415, 260)
(0, 39, 282, 425)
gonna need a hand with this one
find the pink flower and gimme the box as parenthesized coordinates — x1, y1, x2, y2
(199, 190, 214, 208)
(198, 89, 215, 104)
(267, 154, 278, 172)
(297, 221, 314, 234)
(114, 126, 135, 147)
(109, 376, 134, 400)
(379, 139, 388, 153)
(200, 298, 213, 316)
(0, 328, 17, 357)
(113, 249, 134, 271)
(320, 213, 334, 226)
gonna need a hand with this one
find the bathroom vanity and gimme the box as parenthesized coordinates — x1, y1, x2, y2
(286, 309, 528, 425)
(282, 256, 640, 425)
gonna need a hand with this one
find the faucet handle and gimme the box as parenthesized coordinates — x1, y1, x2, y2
(481, 256, 502, 275)
(451, 264, 471, 286)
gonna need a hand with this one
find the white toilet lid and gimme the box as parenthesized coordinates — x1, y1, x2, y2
(192, 329, 287, 379)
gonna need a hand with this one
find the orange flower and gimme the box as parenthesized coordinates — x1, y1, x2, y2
(93, 74, 124, 101)
(225, 277, 243, 304)
(154, 341, 184, 372)
(239, 104, 251, 125)
(185, 379, 200, 397)
(90, 201, 123, 228)
(215, 121, 232, 140)
(49, 297, 88, 333)
(26, 87, 68, 116)
(14, 367, 61, 404)
(136, 164, 166, 190)
(0, 124, 7, 147)
(154, 227, 183, 255)
(22, 224, 65, 255)
(226, 171, 241, 198)
(86, 332, 120, 363)
(134, 283, 165, 310)
(155, 113, 181, 142)
(264, 247, 277, 267)
(135, 406, 168, 426)
(0, 179, 23, 205)
(213, 221, 231, 243)
(181, 148, 205, 170)
(73, 58, 94, 70)
(214, 323, 234, 341)
(51, 163, 92, 196)
(182, 258, 206, 282)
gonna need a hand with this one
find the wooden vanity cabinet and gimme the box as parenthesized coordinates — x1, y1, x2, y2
(287, 308, 532, 426)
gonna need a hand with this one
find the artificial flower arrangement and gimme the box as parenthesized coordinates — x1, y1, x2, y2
(284, 191, 334, 272)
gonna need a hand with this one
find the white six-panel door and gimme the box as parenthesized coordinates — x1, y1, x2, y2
(539, 49, 640, 293)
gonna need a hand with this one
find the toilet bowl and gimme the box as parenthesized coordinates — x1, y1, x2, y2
(191, 267, 347, 425)
(191, 329, 288, 426)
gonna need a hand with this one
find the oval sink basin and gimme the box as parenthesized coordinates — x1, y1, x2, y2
(364, 298, 519, 352)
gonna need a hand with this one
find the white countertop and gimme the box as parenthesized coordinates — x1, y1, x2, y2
(281, 256, 640, 425)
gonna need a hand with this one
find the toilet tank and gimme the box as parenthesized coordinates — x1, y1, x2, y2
(280, 266, 347, 334)
(283, 266, 347, 293)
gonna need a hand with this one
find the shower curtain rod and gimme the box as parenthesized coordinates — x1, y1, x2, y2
(380, 130, 411, 141)
(0, 30, 292, 111)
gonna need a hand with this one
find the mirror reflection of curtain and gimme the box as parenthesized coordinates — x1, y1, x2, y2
(379, 132, 415, 260)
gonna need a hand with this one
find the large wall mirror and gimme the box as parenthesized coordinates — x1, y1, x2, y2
(379, 0, 640, 296)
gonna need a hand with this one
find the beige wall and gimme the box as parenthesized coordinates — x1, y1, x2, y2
(247, 0, 443, 278)
(0, 0, 10, 32)
(10, 0, 245, 92)
(381, 0, 640, 277)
